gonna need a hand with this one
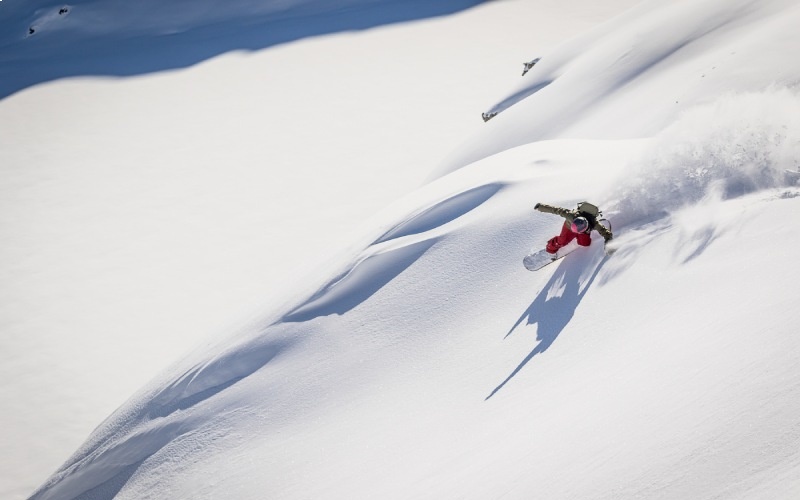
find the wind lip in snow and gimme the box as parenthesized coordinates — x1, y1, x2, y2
(282, 182, 504, 322)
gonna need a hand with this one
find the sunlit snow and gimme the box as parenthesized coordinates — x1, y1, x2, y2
(3, 0, 800, 499)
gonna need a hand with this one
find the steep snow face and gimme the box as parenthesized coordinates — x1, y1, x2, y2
(0, 0, 485, 99)
(1, 1, 644, 497)
(23, 0, 800, 499)
(30, 138, 800, 499)
(438, 0, 800, 176)
(2, 0, 484, 42)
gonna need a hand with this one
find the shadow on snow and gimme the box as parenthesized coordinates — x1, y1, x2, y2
(486, 248, 608, 400)
(1, 0, 485, 100)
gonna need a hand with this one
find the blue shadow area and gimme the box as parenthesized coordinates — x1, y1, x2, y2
(282, 238, 437, 323)
(147, 338, 292, 419)
(375, 183, 504, 244)
(28, 336, 295, 499)
(486, 250, 608, 400)
(0, 0, 486, 100)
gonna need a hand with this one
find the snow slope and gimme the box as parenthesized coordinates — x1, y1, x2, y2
(441, 0, 800, 175)
(15, 0, 800, 498)
(0, 0, 486, 99)
(0, 1, 643, 498)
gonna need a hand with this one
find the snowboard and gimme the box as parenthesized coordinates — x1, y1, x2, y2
(523, 240, 580, 271)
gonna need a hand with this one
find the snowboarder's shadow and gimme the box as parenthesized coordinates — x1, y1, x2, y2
(486, 248, 607, 400)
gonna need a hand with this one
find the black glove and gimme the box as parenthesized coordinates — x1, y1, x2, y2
(534, 203, 541, 210)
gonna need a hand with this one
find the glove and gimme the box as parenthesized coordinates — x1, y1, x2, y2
(534, 203, 541, 210)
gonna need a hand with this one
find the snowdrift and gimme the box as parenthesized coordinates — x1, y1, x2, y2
(30, 0, 800, 499)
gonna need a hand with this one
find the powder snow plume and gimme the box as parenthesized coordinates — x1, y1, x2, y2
(607, 87, 800, 225)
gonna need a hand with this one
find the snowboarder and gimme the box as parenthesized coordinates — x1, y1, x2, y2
(535, 201, 613, 254)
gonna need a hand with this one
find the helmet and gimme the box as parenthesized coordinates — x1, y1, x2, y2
(571, 217, 589, 233)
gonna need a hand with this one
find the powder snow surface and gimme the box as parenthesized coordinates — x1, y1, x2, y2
(4, 0, 800, 499)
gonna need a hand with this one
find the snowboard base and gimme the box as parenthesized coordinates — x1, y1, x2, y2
(523, 241, 580, 271)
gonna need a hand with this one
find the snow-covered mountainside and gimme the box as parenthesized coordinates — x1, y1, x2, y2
(0, 0, 484, 99)
(3, 1, 650, 497)
(15, 0, 800, 498)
